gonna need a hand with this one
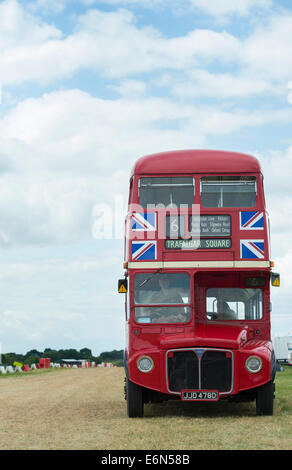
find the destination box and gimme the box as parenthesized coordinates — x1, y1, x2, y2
(165, 238, 232, 250)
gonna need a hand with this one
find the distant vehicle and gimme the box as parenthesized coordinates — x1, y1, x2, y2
(273, 336, 292, 363)
(119, 150, 280, 417)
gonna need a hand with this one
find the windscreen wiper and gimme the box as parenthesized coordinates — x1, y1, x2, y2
(137, 268, 163, 289)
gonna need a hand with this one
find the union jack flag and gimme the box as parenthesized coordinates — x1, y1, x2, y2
(240, 211, 264, 230)
(131, 213, 156, 231)
(240, 239, 265, 259)
(132, 241, 157, 261)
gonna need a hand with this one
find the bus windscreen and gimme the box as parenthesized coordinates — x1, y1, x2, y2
(134, 272, 190, 324)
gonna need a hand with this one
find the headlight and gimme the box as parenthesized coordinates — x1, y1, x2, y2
(137, 356, 154, 373)
(245, 356, 262, 373)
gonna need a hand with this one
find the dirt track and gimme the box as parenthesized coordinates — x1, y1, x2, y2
(0, 367, 125, 450)
(1, 367, 291, 450)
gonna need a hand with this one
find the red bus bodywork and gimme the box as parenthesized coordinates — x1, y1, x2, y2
(122, 150, 276, 416)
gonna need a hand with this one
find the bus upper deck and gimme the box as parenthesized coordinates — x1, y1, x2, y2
(125, 150, 270, 268)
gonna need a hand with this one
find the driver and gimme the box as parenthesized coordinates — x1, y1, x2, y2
(150, 277, 188, 323)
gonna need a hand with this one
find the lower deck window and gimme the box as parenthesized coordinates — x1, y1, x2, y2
(206, 287, 263, 321)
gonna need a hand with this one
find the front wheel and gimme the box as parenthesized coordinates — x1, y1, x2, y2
(126, 377, 144, 418)
(256, 381, 275, 416)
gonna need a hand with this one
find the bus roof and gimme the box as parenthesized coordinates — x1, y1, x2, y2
(131, 150, 262, 176)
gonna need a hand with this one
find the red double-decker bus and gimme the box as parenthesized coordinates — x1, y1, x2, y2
(119, 149, 279, 417)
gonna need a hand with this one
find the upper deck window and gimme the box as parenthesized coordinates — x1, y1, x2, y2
(201, 176, 256, 208)
(139, 177, 194, 208)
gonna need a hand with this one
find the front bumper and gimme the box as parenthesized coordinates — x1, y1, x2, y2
(127, 343, 273, 397)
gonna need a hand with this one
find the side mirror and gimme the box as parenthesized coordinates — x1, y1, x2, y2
(271, 273, 280, 287)
(118, 278, 128, 293)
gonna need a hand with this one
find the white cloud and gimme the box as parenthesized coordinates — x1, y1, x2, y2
(288, 81, 292, 105)
(189, 0, 272, 19)
(0, 173, 102, 245)
(75, 0, 170, 7)
(258, 147, 292, 198)
(0, 0, 292, 354)
(109, 79, 147, 98)
(242, 14, 292, 82)
(73, 9, 240, 76)
(0, 5, 239, 84)
(1, 88, 292, 249)
(0, 2, 291, 105)
(1, 88, 291, 174)
(0, 0, 61, 50)
(255, 147, 292, 260)
(72, 0, 272, 18)
(0, 253, 124, 353)
(169, 69, 274, 99)
(27, 0, 67, 14)
(0, 89, 194, 245)
(270, 247, 292, 336)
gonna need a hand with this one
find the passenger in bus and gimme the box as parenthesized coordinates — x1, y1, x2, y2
(218, 301, 237, 320)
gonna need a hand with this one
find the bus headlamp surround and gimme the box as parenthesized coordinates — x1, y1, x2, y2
(245, 356, 262, 373)
(137, 356, 154, 373)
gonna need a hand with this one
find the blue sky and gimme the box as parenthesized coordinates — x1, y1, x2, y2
(0, 0, 292, 355)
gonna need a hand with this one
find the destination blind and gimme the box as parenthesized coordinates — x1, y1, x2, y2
(190, 215, 231, 237)
(165, 239, 232, 250)
(165, 215, 231, 238)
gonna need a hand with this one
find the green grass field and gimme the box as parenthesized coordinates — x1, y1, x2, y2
(274, 366, 292, 413)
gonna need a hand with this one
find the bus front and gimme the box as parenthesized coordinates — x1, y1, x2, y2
(120, 150, 277, 417)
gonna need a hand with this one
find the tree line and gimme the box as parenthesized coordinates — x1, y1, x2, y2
(1, 348, 124, 367)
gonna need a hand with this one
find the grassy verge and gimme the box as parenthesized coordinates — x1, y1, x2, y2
(274, 365, 292, 414)
(0, 367, 69, 379)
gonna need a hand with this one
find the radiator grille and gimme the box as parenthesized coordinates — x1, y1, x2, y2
(167, 349, 232, 394)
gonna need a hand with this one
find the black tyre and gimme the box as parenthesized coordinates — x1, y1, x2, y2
(256, 381, 275, 416)
(126, 377, 144, 418)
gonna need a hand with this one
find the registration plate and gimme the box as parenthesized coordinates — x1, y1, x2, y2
(181, 390, 219, 401)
